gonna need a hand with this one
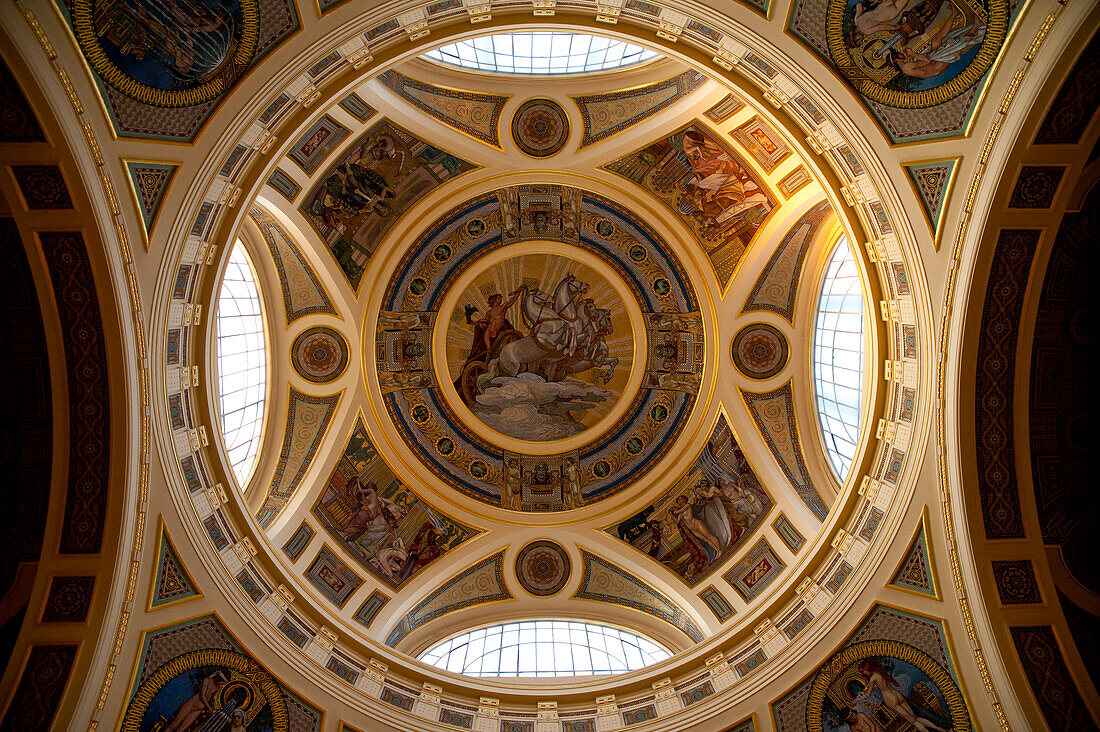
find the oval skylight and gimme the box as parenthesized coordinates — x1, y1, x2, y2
(812, 236, 866, 480)
(423, 33, 660, 74)
(419, 620, 671, 677)
(215, 241, 268, 489)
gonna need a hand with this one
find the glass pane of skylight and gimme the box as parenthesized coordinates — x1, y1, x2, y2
(216, 241, 267, 489)
(812, 237, 866, 480)
(419, 621, 671, 677)
(423, 33, 660, 74)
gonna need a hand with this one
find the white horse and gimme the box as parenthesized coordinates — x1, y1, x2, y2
(481, 275, 589, 383)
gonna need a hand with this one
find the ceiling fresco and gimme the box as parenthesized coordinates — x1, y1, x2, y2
(789, 0, 1019, 143)
(301, 120, 478, 289)
(376, 183, 704, 511)
(57, 0, 299, 141)
(5, 0, 1096, 724)
(604, 122, 776, 291)
(312, 417, 480, 589)
(605, 414, 773, 587)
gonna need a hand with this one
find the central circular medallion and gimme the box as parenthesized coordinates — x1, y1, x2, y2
(511, 98, 570, 157)
(440, 246, 637, 448)
(374, 184, 704, 512)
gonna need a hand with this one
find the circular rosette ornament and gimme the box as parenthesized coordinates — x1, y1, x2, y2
(511, 98, 570, 157)
(291, 326, 349, 384)
(731, 323, 788, 379)
(515, 540, 572, 596)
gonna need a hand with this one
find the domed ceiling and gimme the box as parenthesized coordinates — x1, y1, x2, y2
(197, 42, 874, 668)
(21, 0, 1096, 725)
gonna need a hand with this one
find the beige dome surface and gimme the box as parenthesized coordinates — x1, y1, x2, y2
(0, 1, 1096, 731)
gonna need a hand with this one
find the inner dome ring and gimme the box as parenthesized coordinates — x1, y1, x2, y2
(430, 240, 647, 456)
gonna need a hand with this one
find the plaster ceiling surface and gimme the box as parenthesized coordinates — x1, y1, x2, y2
(136, 14, 934, 725)
(130, 13, 934, 711)
(12, 0, 1090, 727)
(217, 47, 866, 659)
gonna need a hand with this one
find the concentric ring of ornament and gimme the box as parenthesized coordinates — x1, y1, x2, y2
(69, 0, 260, 108)
(291, 326, 349, 383)
(121, 649, 288, 732)
(511, 98, 570, 157)
(806, 640, 969, 730)
(731, 323, 788, 379)
(376, 184, 703, 512)
(515, 540, 572, 596)
(824, 0, 1008, 109)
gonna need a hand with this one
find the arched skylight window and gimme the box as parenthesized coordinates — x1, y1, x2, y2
(419, 620, 671, 677)
(215, 242, 267, 489)
(812, 236, 865, 480)
(424, 33, 659, 74)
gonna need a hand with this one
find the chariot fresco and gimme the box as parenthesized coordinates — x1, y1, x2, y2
(445, 254, 634, 443)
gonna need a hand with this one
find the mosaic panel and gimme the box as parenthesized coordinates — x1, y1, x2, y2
(57, 0, 298, 141)
(1035, 32, 1100, 144)
(380, 70, 507, 147)
(607, 415, 772, 586)
(976, 230, 1039, 538)
(301, 120, 476, 289)
(288, 115, 350, 175)
(604, 122, 775, 291)
(574, 549, 704, 642)
(313, 418, 478, 589)
(339, 92, 377, 122)
(304, 545, 363, 608)
(41, 233, 109, 553)
(249, 204, 336, 324)
(353, 589, 390, 628)
(0, 220, 53, 597)
(742, 200, 832, 321)
(151, 528, 199, 607)
(890, 524, 937, 597)
(386, 551, 511, 646)
(1008, 166, 1065, 209)
(13, 165, 71, 209)
(256, 388, 340, 526)
(291, 327, 349, 384)
(1011, 626, 1096, 731)
(281, 522, 314, 562)
(1, 645, 76, 730)
(731, 322, 789, 379)
(723, 539, 785, 601)
(730, 117, 789, 173)
(772, 605, 970, 731)
(778, 167, 812, 198)
(741, 382, 829, 519)
(772, 513, 805, 553)
(788, 0, 1017, 143)
(699, 586, 734, 621)
(574, 70, 704, 147)
(991, 559, 1041, 604)
(905, 160, 957, 243)
(378, 185, 702, 512)
(266, 168, 301, 203)
(42, 575, 94, 622)
(1029, 185, 1100, 596)
(121, 615, 322, 731)
(0, 61, 45, 141)
(515, 540, 571, 596)
(703, 93, 744, 123)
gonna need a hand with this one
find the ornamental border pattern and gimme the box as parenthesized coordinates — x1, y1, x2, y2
(100, 0, 950, 726)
